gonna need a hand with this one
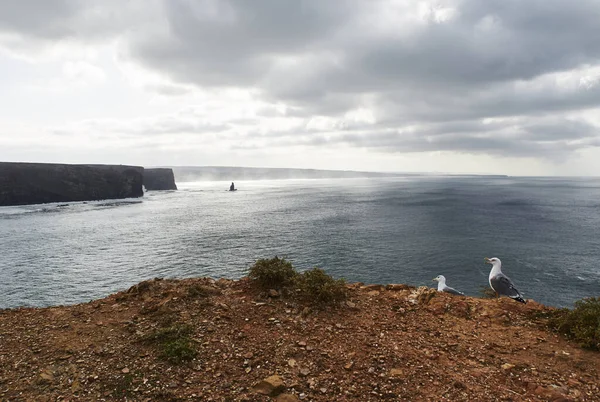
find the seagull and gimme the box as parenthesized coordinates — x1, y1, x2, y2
(484, 257, 526, 303)
(432, 275, 465, 296)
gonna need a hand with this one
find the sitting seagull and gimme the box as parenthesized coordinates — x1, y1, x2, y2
(484, 257, 526, 303)
(432, 275, 464, 295)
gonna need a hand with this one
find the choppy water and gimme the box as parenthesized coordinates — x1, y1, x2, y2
(1, 176, 599, 309)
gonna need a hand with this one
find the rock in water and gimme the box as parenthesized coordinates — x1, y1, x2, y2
(143, 168, 177, 190)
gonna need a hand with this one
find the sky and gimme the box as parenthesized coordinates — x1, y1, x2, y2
(1, 1, 600, 176)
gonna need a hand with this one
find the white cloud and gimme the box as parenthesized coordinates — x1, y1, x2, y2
(1, 0, 600, 175)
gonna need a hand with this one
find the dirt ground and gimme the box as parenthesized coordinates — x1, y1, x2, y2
(1, 277, 599, 401)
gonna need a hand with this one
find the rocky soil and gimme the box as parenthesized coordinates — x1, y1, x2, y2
(1, 278, 599, 401)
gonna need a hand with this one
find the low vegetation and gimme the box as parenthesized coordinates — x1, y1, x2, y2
(248, 256, 347, 307)
(296, 267, 347, 306)
(549, 297, 600, 351)
(248, 256, 298, 290)
(141, 323, 197, 364)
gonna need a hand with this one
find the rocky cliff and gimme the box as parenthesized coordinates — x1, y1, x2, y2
(143, 168, 177, 190)
(0, 162, 144, 206)
(0, 278, 598, 401)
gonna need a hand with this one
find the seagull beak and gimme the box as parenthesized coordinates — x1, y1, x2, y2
(484, 257, 491, 264)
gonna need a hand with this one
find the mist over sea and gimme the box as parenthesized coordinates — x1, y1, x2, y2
(1, 175, 599, 309)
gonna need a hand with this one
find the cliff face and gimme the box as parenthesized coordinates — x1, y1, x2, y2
(143, 168, 177, 190)
(0, 162, 144, 206)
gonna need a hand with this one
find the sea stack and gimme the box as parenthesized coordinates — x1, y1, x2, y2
(143, 168, 177, 190)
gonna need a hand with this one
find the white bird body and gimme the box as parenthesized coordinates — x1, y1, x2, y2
(432, 275, 464, 296)
(485, 257, 526, 304)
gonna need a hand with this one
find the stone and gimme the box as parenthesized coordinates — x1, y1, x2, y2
(268, 289, 280, 298)
(276, 394, 299, 402)
(501, 363, 515, 371)
(39, 370, 54, 383)
(386, 284, 411, 291)
(389, 368, 404, 377)
(362, 284, 384, 291)
(288, 359, 297, 367)
(122, 368, 130, 374)
(253, 375, 285, 396)
(344, 362, 354, 370)
(408, 287, 437, 305)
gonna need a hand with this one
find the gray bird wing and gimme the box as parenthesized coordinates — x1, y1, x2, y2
(443, 286, 465, 296)
(490, 273, 523, 299)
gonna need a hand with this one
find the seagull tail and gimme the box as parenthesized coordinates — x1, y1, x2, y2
(512, 295, 526, 304)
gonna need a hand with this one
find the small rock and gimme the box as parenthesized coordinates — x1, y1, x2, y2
(389, 368, 404, 377)
(362, 284, 384, 291)
(551, 397, 572, 402)
(367, 290, 381, 297)
(386, 284, 410, 291)
(288, 359, 297, 368)
(268, 289, 280, 298)
(39, 370, 54, 383)
(276, 394, 299, 402)
(71, 380, 81, 392)
(297, 341, 307, 347)
(243, 352, 254, 359)
(346, 301, 357, 309)
(121, 368, 130, 374)
(299, 368, 310, 377)
(344, 362, 354, 370)
(253, 375, 286, 396)
(501, 363, 515, 371)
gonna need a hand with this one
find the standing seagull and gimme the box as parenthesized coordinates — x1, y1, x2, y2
(432, 275, 465, 296)
(484, 257, 526, 303)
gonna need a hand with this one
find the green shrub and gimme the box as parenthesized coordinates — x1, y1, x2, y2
(141, 324, 197, 364)
(549, 297, 600, 351)
(248, 256, 298, 290)
(296, 267, 347, 307)
(159, 339, 197, 364)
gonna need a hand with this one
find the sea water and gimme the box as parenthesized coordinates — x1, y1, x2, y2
(1, 176, 599, 309)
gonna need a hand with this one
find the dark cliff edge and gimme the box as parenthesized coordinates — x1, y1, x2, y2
(143, 168, 177, 190)
(0, 162, 144, 206)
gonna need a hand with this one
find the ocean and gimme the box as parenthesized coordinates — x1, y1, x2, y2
(1, 176, 599, 309)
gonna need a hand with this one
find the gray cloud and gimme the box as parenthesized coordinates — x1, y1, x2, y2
(2, 0, 600, 161)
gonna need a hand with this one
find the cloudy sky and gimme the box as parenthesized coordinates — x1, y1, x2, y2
(1, 0, 600, 175)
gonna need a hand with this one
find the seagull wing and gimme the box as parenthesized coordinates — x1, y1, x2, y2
(442, 286, 465, 296)
(490, 273, 526, 303)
